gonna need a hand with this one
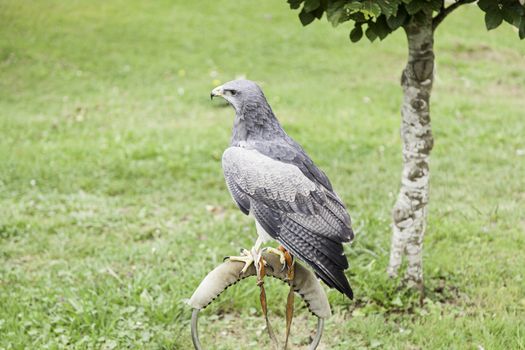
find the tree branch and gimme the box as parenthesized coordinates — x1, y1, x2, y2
(432, 0, 476, 31)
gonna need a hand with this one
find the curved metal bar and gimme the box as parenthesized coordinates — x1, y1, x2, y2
(191, 307, 324, 350)
(309, 318, 324, 350)
(191, 309, 202, 350)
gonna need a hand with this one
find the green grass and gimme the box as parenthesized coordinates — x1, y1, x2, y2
(1, 1, 524, 349)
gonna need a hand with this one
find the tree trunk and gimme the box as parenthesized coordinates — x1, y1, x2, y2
(387, 14, 435, 292)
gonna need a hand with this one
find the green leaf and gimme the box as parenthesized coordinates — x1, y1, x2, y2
(365, 25, 378, 41)
(361, 0, 382, 18)
(348, 12, 367, 22)
(501, 3, 525, 25)
(500, 8, 514, 24)
(477, 0, 495, 12)
(386, 6, 407, 29)
(287, 0, 304, 10)
(405, 0, 424, 15)
(326, 0, 347, 26)
(303, 0, 320, 12)
(349, 24, 363, 42)
(345, 2, 363, 12)
(428, 0, 443, 12)
(485, 10, 503, 30)
(377, 0, 401, 17)
(370, 16, 391, 40)
(299, 8, 316, 25)
(520, 17, 525, 39)
(312, 6, 325, 19)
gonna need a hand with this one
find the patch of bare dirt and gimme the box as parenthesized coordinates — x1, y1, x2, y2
(451, 43, 523, 62)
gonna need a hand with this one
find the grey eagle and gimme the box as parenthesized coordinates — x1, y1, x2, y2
(211, 79, 354, 299)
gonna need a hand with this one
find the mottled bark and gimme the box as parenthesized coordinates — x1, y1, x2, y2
(387, 14, 435, 290)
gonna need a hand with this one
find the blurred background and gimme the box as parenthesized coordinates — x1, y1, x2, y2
(1, 1, 524, 349)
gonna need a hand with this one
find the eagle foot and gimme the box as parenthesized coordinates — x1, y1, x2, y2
(225, 247, 270, 278)
(263, 245, 295, 281)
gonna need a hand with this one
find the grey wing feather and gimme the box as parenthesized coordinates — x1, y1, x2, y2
(249, 140, 334, 191)
(250, 139, 352, 232)
(222, 147, 318, 215)
(224, 175, 250, 215)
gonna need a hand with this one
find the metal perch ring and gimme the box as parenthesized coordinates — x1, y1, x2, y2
(187, 251, 331, 349)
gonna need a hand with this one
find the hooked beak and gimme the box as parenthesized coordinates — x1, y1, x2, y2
(210, 85, 224, 100)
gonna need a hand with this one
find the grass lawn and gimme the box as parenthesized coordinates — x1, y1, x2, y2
(1, 1, 524, 349)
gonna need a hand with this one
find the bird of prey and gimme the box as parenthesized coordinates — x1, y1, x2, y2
(211, 79, 354, 299)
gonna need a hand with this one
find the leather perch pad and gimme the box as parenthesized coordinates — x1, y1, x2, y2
(187, 252, 332, 319)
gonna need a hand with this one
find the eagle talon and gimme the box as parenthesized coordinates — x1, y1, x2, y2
(262, 247, 286, 266)
(263, 246, 295, 280)
(226, 243, 273, 278)
(225, 252, 255, 275)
